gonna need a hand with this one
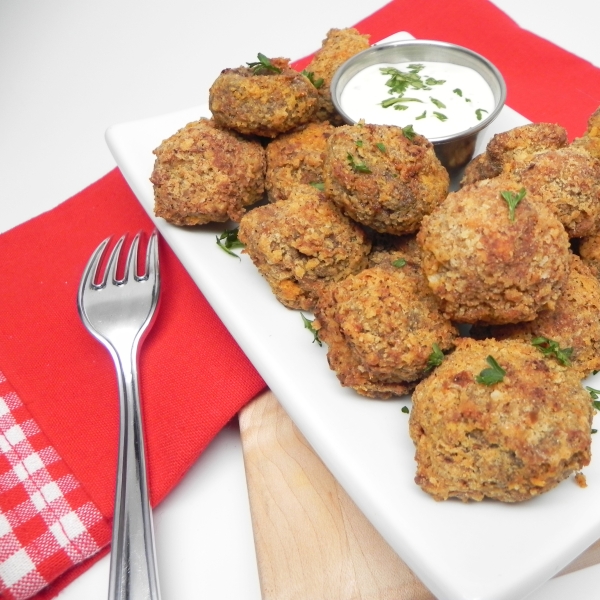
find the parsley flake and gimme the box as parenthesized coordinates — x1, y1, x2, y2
(401, 406, 410, 414)
(401, 124, 416, 140)
(476, 355, 506, 386)
(433, 111, 448, 121)
(310, 182, 325, 191)
(301, 313, 322, 346)
(415, 110, 427, 120)
(246, 53, 281, 75)
(475, 108, 489, 121)
(500, 187, 527, 221)
(301, 69, 324, 88)
(376, 142, 387, 152)
(453, 88, 463, 97)
(216, 228, 244, 259)
(426, 343, 445, 371)
(430, 97, 446, 109)
(531, 336, 573, 366)
(392, 258, 407, 268)
(347, 152, 371, 173)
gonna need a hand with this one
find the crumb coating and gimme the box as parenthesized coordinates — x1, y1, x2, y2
(304, 28, 370, 124)
(409, 338, 593, 502)
(324, 124, 449, 235)
(265, 121, 335, 202)
(461, 122, 568, 186)
(150, 118, 265, 225)
(474, 255, 600, 378)
(417, 176, 571, 324)
(238, 185, 370, 310)
(209, 58, 319, 137)
(516, 147, 600, 238)
(314, 265, 457, 399)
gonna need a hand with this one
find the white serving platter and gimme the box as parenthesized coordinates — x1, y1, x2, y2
(105, 37, 600, 600)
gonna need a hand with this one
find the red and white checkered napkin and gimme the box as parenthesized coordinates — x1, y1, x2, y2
(0, 372, 111, 600)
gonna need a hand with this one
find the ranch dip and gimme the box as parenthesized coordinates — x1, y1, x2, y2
(340, 60, 496, 139)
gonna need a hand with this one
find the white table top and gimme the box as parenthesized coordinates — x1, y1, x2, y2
(2, 1, 600, 598)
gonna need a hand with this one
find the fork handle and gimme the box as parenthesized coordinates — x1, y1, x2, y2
(108, 345, 161, 600)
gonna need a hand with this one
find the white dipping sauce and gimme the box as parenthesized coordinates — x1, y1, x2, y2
(340, 61, 496, 139)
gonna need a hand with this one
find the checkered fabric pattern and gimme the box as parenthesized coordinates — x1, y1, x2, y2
(0, 371, 111, 600)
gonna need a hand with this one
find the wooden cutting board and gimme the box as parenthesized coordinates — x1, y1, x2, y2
(238, 390, 600, 600)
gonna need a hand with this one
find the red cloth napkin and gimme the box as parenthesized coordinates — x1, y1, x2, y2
(1, 1, 599, 599)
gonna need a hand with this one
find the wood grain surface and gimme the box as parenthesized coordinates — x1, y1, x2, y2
(238, 390, 600, 600)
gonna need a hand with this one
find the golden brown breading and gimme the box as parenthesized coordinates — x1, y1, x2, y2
(265, 121, 336, 202)
(237, 184, 371, 310)
(460, 122, 568, 186)
(471, 254, 600, 378)
(417, 176, 571, 324)
(150, 118, 265, 225)
(579, 231, 600, 279)
(209, 57, 319, 137)
(515, 146, 600, 238)
(572, 105, 600, 160)
(367, 233, 422, 271)
(304, 28, 371, 124)
(313, 265, 458, 399)
(324, 123, 449, 235)
(409, 338, 593, 502)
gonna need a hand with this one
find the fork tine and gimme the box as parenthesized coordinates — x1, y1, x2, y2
(105, 235, 126, 285)
(80, 236, 111, 293)
(125, 233, 141, 282)
(142, 230, 159, 282)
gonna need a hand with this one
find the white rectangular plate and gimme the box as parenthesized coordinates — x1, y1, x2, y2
(106, 40, 600, 600)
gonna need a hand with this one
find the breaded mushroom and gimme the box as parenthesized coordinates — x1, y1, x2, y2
(572, 105, 600, 160)
(409, 338, 593, 502)
(313, 264, 458, 399)
(265, 121, 336, 202)
(515, 146, 600, 238)
(150, 118, 265, 225)
(238, 184, 371, 310)
(324, 123, 449, 235)
(471, 255, 600, 378)
(460, 122, 568, 186)
(209, 56, 319, 138)
(417, 176, 571, 324)
(303, 28, 371, 124)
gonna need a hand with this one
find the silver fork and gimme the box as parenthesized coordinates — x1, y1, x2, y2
(77, 231, 161, 600)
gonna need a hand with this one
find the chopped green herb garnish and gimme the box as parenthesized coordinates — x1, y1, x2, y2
(300, 69, 324, 88)
(425, 77, 445, 86)
(426, 343, 445, 371)
(500, 187, 527, 221)
(476, 355, 506, 386)
(531, 336, 573, 366)
(310, 182, 325, 191)
(381, 97, 423, 108)
(347, 152, 371, 173)
(216, 228, 244, 259)
(401, 406, 410, 414)
(592, 428, 598, 434)
(246, 53, 281, 74)
(453, 88, 463, 97)
(355, 139, 363, 147)
(301, 313, 322, 346)
(401, 124, 416, 140)
(475, 108, 489, 121)
(433, 111, 448, 121)
(376, 142, 386, 152)
(586, 386, 600, 411)
(430, 97, 446, 109)
(415, 110, 427, 120)
(392, 258, 407, 268)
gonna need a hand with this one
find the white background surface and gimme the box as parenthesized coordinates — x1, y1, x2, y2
(1, 1, 600, 599)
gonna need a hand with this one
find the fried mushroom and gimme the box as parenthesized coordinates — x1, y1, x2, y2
(150, 118, 265, 225)
(417, 176, 571, 324)
(303, 28, 371, 124)
(409, 338, 593, 502)
(238, 184, 371, 310)
(209, 57, 319, 138)
(324, 123, 449, 235)
(265, 121, 336, 202)
(314, 264, 458, 399)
